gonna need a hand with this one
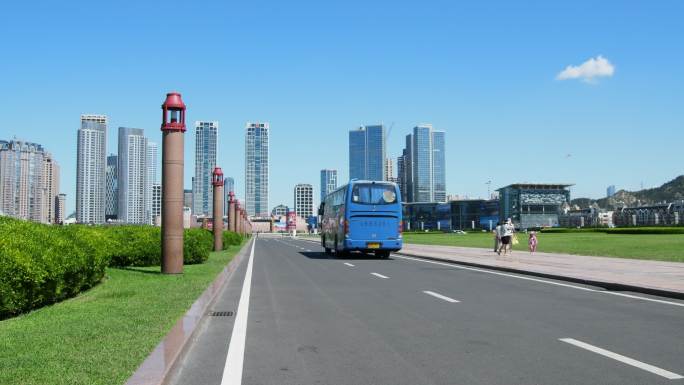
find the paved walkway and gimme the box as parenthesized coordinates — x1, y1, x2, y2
(399, 244, 684, 297)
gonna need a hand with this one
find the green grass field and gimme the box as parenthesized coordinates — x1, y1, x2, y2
(0, 242, 247, 385)
(403, 232, 684, 262)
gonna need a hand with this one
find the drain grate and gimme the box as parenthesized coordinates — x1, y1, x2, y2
(208, 311, 234, 317)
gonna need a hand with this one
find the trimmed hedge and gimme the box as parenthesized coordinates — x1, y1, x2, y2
(0, 217, 219, 319)
(222, 231, 244, 249)
(540, 227, 684, 235)
(0, 218, 109, 319)
(183, 228, 213, 264)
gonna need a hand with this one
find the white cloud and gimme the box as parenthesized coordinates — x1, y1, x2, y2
(556, 55, 615, 83)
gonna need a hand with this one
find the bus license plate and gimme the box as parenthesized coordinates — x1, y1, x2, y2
(367, 242, 381, 249)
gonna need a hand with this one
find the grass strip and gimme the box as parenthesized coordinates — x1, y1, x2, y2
(403, 232, 684, 262)
(0, 241, 247, 385)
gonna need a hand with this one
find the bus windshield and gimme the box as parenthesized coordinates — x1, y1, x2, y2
(351, 183, 397, 205)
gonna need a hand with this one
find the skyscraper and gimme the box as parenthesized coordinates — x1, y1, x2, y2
(348, 125, 386, 181)
(401, 124, 446, 203)
(607, 185, 616, 198)
(105, 154, 118, 220)
(42, 153, 60, 223)
(320, 169, 337, 201)
(117, 127, 148, 224)
(384, 157, 397, 183)
(432, 130, 446, 202)
(0, 139, 52, 223)
(193, 121, 218, 217)
(56, 193, 66, 224)
(152, 183, 162, 225)
(294, 183, 314, 219)
(76, 114, 107, 224)
(145, 142, 158, 224)
(245, 122, 269, 217)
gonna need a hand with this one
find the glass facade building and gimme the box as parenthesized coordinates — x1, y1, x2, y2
(245, 122, 269, 217)
(320, 169, 337, 202)
(193, 121, 218, 217)
(498, 184, 572, 229)
(348, 125, 385, 181)
(400, 124, 446, 203)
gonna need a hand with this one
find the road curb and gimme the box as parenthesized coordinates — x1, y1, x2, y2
(125, 238, 254, 385)
(396, 251, 684, 301)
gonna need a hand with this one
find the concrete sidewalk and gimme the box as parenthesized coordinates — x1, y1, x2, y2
(399, 243, 684, 299)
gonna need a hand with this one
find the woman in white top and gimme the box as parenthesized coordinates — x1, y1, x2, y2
(498, 218, 515, 256)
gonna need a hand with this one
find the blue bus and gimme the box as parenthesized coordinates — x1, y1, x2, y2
(319, 180, 402, 258)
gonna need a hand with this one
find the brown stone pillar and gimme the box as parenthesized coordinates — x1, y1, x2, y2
(160, 92, 186, 274)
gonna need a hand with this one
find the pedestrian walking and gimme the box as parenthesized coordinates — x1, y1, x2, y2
(498, 218, 515, 256)
(493, 222, 501, 252)
(528, 231, 538, 254)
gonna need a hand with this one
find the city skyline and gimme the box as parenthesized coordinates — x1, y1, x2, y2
(2, 1, 683, 214)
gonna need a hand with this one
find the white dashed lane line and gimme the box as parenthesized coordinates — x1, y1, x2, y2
(343, 262, 355, 267)
(423, 290, 460, 303)
(559, 338, 684, 380)
(371, 272, 390, 279)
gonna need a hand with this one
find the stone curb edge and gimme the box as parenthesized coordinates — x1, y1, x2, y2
(396, 251, 684, 301)
(125, 238, 254, 385)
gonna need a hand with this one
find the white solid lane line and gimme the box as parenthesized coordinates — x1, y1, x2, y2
(371, 272, 390, 279)
(220, 239, 256, 385)
(343, 262, 355, 267)
(423, 290, 460, 303)
(559, 338, 684, 380)
(393, 255, 684, 308)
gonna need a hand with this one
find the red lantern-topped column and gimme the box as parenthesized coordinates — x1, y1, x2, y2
(212, 167, 224, 251)
(161, 92, 186, 274)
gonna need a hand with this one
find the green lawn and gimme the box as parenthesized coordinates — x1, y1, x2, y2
(403, 232, 684, 262)
(0, 242, 247, 385)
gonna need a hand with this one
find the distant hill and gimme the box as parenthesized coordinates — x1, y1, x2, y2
(571, 175, 684, 209)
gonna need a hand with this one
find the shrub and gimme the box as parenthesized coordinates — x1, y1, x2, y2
(0, 218, 109, 319)
(222, 231, 243, 249)
(107, 226, 161, 267)
(183, 228, 213, 264)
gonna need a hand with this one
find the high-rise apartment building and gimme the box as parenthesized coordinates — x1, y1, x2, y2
(152, 183, 162, 225)
(183, 189, 193, 211)
(145, 142, 158, 224)
(117, 127, 148, 224)
(105, 154, 118, 220)
(607, 185, 616, 198)
(245, 122, 269, 217)
(193, 121, 218, 217)
(320, 169, 337, 202)
(294, 183, 314, 219)
(0, 139, 53, 223)
(42, 153, 60, 223)
(349, 125, 386, 181)
(400, 124, 446, 203)
(384, 157, 397, 183)
(56, 193, 66, 224)
(76, 114, 107, 224)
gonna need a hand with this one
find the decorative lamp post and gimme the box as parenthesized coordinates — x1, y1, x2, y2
(160, 92, 186, 274)
(228, 192, 236, 232)
(212, 166, 224, 251)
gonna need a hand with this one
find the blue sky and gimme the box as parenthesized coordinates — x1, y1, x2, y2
(1, 0, 683, 214)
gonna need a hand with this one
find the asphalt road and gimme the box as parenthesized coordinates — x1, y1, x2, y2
(167, 235, 684, 385)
